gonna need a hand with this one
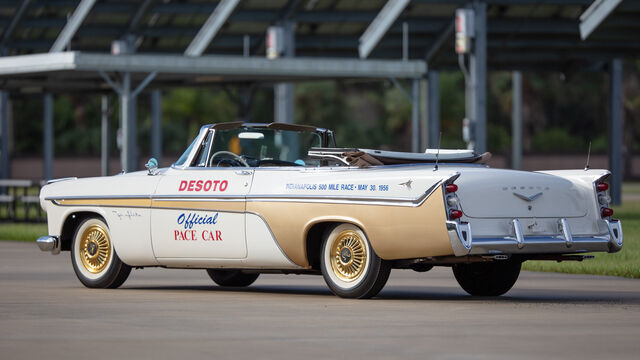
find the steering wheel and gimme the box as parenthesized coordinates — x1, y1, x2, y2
(208, 151, 250, 167)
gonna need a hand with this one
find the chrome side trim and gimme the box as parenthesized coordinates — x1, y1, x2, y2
(36, 236, 60, 254)
(46, 195, 152, 201)
(46, 177, 77, 184)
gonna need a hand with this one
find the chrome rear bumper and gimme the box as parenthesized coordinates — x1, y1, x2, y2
(36, 236, 60, 254)
(447, 219, 623, 257)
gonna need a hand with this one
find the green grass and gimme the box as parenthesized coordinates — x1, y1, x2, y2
(0, 222, 48, 242)
(522, 201, 640, 278)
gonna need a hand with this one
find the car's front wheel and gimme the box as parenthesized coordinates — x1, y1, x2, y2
(71, 217, 131, 288)
(320, 224, 391, 299)
(452, 259, 521, 296)
(206, 269, 259, 287)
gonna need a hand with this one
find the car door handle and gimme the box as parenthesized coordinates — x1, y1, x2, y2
(235, 170, 253, 175)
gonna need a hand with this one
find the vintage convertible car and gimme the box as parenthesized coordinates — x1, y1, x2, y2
(37, 122, 623, 298)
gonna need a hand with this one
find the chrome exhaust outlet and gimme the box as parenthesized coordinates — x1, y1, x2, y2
(36, 236, 59, 253)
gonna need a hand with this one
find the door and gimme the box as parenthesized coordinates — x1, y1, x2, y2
(150, 167, 254, 259)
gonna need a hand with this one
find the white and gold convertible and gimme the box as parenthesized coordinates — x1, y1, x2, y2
(37, 122, 623, 298)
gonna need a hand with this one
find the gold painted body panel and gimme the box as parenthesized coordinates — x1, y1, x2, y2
(247, 190, 453, 267)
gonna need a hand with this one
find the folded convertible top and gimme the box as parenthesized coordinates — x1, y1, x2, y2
(309, 147, 491, 166)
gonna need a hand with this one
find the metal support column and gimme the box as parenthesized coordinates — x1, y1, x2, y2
(512, 71, 522, 170)
(427, 70, 440, 148)
(101, 95, 109, 176)
(274, 21, 295, 124)
(468, 1, 487, 153)
(411, 79, 420, 153)
(609, 59, 622, 205)
(121, 72, 137, 172)
(151, 89, 162, 163)
(0, 90, 9, 180)
(43, 93, 53, 180)
(419, 78, 428, 151)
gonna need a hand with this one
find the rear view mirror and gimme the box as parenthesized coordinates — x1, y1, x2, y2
(238, 132, 265, 140)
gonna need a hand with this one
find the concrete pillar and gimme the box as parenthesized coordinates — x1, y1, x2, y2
(151, 89, 162, 163)
(512, 71, 523, 170)
(274, 21, 295, 124)
(411, 79, 420, 153)
(0, 90, 8, 180)
(101, 95, 109, 176)
(609, 59, 623, 205)
(43, 93, 54, 180)
(427, 70, 440, 148)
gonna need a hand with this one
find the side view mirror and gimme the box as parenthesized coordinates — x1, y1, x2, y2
(145, 158, 159, 175)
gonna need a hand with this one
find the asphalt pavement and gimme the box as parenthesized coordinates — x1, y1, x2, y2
(1, 240, 639, 360)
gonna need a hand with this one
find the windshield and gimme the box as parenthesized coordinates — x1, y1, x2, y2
(209, 127, 322, 167)
(174, 136, 198, 166)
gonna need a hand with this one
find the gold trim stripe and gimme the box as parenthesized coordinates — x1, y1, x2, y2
(54, 198, 152, 207)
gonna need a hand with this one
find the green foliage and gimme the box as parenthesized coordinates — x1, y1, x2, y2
(531, 127, 585, 153)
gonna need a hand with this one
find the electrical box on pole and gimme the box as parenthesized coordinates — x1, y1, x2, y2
(455, 9, 474, 54)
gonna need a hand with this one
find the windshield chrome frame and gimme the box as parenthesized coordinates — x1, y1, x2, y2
(171, 125, 212, 170)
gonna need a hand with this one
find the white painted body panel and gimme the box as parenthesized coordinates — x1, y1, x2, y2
(40, 160, 619, 268)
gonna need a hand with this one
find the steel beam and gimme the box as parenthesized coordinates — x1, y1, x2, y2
(49, 0, 97, 52)
(101, 95, 109, 176)
(0, 52, 427, 79)
(427, 70, 440, 148)
(411, 79, 420, 152)
(511, 71, 522, 170)
(359, 0, 411, 59)
(579, 0, 623, 40)
(0, 90, 8, 180)
(0, 0, 32, 46)
(43, 92, 53, 180)
(608, 58, 622, 205)
(184, 0, 241, 57)
(151, 89, 162, 163)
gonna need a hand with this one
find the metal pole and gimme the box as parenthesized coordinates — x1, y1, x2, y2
(43, 93, 53, 180)
(402, 22, 408, 61)
(470, 1, 487, 153)
(419, 78, 428, 151)
(427, 70, 440, 148)
(101, 95, 109, 176)
(512, 71, 522, 170)
(121, 71, 137, 172)
(274, 21, 295, 124)
(411, 79, 420, 152)
(151, 89, 162, 163)
(0, 90, 8, 180)
(609, 58, 623, 205)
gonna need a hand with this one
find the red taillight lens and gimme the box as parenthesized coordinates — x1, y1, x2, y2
(597, 182, 609, 192)
(445, 184, 458, 193)
(449, 209, 463, 219)
(601, 207, 614, 218)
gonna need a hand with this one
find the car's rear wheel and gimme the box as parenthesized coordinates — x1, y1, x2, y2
(320, 224, 391, 299)
(206, 269, 259, 287)
(71, 217, 131, 288)
(452, 259, 521, 296)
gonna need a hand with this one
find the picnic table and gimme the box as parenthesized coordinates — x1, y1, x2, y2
(0, 179, 45, 222)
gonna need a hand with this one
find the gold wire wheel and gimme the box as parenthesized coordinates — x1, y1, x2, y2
(330, 230, 368, 282)
(78, 224, 112, 274)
